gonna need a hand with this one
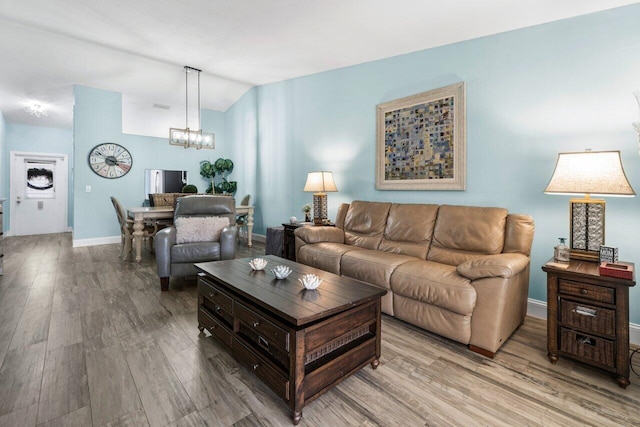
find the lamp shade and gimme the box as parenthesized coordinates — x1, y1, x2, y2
(544, 151, 635, 197)
(303, 171, 338, 193)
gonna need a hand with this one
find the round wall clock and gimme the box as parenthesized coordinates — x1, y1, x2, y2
(88, 143, 132, 179)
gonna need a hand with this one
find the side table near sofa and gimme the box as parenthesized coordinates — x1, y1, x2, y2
(542, 259, 635, 388)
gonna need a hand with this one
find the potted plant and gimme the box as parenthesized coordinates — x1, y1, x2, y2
(301, 203, 312, 222)
(200, 158, 237, 195)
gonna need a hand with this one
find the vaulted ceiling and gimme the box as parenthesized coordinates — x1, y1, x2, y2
(0, 0, 635, 129)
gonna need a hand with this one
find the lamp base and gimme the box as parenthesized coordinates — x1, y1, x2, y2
(312, 193, 328, 224)
(570, 249, 600, 262)
(569, 197, 605, 261)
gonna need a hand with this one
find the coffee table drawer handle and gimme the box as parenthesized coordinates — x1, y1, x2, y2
(252, 321, 260, 328)
(252, 363, 259, 371)
(215, 306, 222, 313)
(258, 336, 269, 350)
(208, 292, 216, 299)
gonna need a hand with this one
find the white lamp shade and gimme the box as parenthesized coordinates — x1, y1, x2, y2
(303, 171, 338, 193)
(544, 151, 635, 197)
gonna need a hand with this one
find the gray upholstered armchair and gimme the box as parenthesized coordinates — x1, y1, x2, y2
(155, 195, 237, 291)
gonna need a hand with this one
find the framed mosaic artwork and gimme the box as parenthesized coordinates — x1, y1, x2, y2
(376, 82, 466, 190)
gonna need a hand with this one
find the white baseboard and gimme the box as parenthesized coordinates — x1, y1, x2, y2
(251, 233, 266, 243)
(73, 235, 120, 247)
(528, 298, 640, 345)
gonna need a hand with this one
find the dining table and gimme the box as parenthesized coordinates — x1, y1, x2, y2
(126, 204, 254, 262)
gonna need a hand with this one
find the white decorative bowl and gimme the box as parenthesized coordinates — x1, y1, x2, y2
(298, 273, 322, 290)
(249, 258, 268, 271)
(271, 265, 292, 280)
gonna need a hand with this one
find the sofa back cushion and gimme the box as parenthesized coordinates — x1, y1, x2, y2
(344, 201, 391, 249)
(503, 214, 535, 256)
(427, 205, 508, 265)
(378, 203, 439, 258)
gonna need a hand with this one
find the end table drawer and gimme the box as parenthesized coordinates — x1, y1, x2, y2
(559, 279, 614, 304)
(198, 308, 233, 349)
(560, 299, 615, 337)
(560, 328, 614, 370)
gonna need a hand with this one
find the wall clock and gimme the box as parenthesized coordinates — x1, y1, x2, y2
(88, 143, 132, 179)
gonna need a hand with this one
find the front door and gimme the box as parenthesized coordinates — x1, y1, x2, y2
(10, 152, 68, 236)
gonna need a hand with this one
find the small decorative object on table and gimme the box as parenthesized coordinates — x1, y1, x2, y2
(599, 261, 634, 279)
(301, 203, 312, 223)
(299, 273, 322, 290)
(249, 258, 268, 271)
(289, 216, 298, 224)
(271, 265, 292, 279)
(599, 245, 619, 263)
(554, 237, 570, 262)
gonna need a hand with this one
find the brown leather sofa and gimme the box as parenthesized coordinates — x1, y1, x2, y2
(294, 201, 535, 357)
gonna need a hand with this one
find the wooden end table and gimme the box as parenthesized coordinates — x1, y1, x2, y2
(542, 258, 635, 388)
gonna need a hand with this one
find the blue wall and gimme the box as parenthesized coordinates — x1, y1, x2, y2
(2, 123, 73, 232)
(72, 85, 228, 241)
(224, 5, 640, 322)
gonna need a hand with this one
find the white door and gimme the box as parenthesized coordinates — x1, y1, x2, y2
(10, 152, 68, 236)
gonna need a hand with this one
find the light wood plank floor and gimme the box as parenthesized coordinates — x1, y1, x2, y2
(0, 233, 638, 427)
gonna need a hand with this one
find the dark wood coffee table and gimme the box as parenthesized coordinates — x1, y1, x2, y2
(195, 255, 386, 425)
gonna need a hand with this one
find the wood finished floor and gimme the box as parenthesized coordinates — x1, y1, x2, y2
(0, 233, 638, 427)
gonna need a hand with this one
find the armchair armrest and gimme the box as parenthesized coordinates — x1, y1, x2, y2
(294, 226, 345, 244)
(220, 226, 238, 260)
(457, 253, 530, 280)
(155, 226, 177, 278)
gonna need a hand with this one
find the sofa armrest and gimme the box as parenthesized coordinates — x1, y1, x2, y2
(457, 253, 530, 280)
(294, 226, 345, 244)
(155, 226, 177, 278)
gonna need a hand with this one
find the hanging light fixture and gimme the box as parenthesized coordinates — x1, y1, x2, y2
(169, 66, 215, 149)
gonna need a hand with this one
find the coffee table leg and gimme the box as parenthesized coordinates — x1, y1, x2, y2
(371, 359, 380, 370)
(292, 411, 302, 425)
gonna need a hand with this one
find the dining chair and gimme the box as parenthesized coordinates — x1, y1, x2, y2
(236, 194, 251, 244)
(110, 196, 157, 260)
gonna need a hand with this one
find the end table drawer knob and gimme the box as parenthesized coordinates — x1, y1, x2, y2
(574, 306, 597, 317)
(580, 288, 587, 295)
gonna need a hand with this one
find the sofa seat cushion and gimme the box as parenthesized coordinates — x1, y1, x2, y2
(297, 242, 362, 275)
(390, 260, 476, 316)
(171, 241, 221, 263)
(341, 250, 417, 290)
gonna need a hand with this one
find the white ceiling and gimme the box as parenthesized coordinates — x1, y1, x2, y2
(0, 0, 636, 130)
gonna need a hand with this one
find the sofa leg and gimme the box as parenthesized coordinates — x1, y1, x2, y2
(469, 345, 495, 358)
(160, 277, 169, 291)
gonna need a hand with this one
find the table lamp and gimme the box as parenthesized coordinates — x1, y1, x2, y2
(544, 150, 635, 261)
(303, 171, 338, 224)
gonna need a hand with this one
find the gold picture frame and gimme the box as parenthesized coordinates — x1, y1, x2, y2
(376, 82, 466, 190)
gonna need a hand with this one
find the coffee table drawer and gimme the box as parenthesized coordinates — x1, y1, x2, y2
(236, 302, 290, 352)
(234, 340, 289, 401)
(199, 278, 234, 313)
(198, 307, 233, 349)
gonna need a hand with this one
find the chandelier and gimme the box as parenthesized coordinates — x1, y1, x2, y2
(169, 66, 215, 149)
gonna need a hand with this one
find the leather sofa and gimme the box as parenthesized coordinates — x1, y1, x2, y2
(294, 201, 534, 357)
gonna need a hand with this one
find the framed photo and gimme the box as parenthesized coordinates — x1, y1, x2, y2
(376, 82, 466, 190)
